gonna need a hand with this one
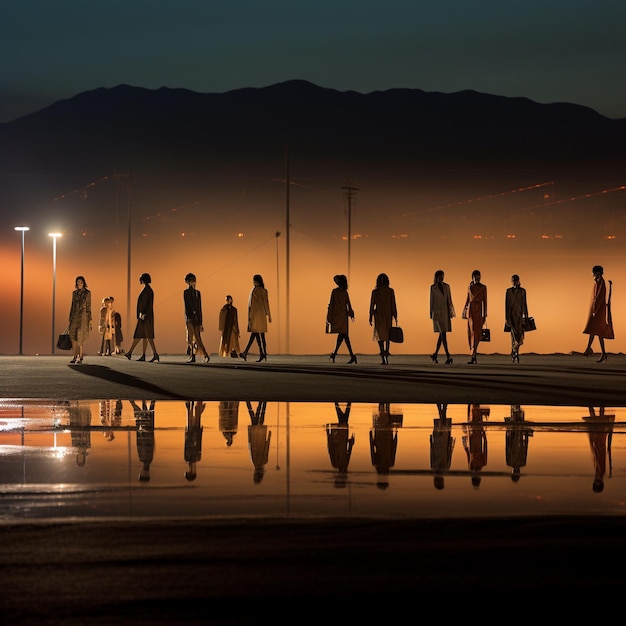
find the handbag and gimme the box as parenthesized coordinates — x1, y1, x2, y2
(57, 329, 72, 350)
(325, 321, 332, 334)
(480, 326, 491, 342)
(522, 317, 536, 332)
(389, 325, 404, 343)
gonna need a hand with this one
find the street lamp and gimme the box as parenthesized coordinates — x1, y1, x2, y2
(14, 226, 30, 355)
(49, 233, 62, 354)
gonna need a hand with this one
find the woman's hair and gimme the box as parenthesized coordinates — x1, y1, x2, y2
(592, 265, 604, 274)
(184, 273, 196, 283)
(433, 270, 444, 284)
(226, 294, 233, 301)
(75, 275, 87, 288)
(512, 274, 520, 283)
(333, 274, 348, 290)
(376, 273, 390, 287)
(253, 274, 264, 287)
(471, 270, 481, 280)
(139, 273, 151, 284)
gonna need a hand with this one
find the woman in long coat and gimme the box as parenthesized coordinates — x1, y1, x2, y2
(429, 269, 455, 364)
(68, 275, 92, 364)
(125, 273, 160, 362)
(463, 269, 487, 364)
(369, 273, 397, 365)
(327, 274, 357, 364)
(240, 274, 271, 362)
(583, 265, 614, 363)
(505, 274, 529, 363)
(218, 295, 241, 357)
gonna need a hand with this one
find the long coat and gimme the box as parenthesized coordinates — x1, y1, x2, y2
(68, 288, 92, 343)
(183, 286, 203, 327)
(327, 287, 354, 334)
(505, 286, 528, 347)
(133, 284, 155, 339)
(247, 286, 271, 333)
(464, 282, 487, 349)
(369, 285, 397, 342)
(430, 282, 455, 333)
(583, 276, 614, 339)
(218, 304, 241, 356)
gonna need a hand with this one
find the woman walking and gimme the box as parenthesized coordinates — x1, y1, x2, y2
(218, 295, 241, 357)
(582, 265, 614, 363)
(68, 275, 92, 364)
(125, 273, 160, 362)
(429, 270, 455, 364)
(240, 274, 271, 362)
(327, 274, 357, 364)
(369, 273, 397, 364)
(462, 269, 487, 364)
(183, 273, 210, 363)
(505, 274, 529, 363)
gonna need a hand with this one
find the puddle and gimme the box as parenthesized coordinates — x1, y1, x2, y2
(1, 400, 624, 521)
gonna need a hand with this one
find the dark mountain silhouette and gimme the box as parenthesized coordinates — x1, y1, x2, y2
(1, 80, 625, 230)
(1, 79, 625, 178)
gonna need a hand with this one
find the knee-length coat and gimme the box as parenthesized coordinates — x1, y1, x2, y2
(68, 288, 92, 343)
(583, 276, 614, 339)
(369, 285, 397, 342)
(247, 286, 271, 333)
(327, 287, 354, 334)
(430, 281, 455, 333)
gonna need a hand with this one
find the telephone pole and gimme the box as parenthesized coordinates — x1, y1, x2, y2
(342, 185, 359, 280)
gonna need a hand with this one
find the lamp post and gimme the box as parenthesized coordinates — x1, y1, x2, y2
(49, 233, 62, 354)
(14, 226, 30, 355)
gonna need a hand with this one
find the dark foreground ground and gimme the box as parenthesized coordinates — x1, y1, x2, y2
(3, 516, 626, 623)
(2, 354, 626, 621)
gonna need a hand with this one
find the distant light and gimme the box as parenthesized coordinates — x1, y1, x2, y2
(48, 232, 62, 238)
(605, 235, 617, 240)
(473, 235, 482, 239)
(15, 226, 30, 232)
(238, 232, 244, 238)
(506, 234, 516, 239)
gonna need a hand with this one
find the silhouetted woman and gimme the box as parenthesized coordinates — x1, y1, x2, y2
(429, 269, 455, 364)
(463, 269, 487, 364)
(327, 274, 357, 364)
(125, 273, 160, 362)
(582, 265, 614, 363)
(240, 274, 271, 362)
(218, 295, 241, 357)
(505, 274, 529, 363)
(68, 275, 92, 364)
(369, 273, 397, 364)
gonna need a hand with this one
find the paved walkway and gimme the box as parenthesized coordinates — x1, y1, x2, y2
(1, 353, 624, 406)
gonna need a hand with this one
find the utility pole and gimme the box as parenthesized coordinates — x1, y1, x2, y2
(342, 185, 359, 280)
(285, 146, 290, 354)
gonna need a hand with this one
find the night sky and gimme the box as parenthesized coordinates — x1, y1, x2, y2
(2, 0, 626, 123)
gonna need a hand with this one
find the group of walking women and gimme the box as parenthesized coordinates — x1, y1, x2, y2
(65, 265, 613, 365)
(325, 265, 614, 365)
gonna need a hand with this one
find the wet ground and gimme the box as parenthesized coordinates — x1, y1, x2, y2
(2, 354, 626, 622)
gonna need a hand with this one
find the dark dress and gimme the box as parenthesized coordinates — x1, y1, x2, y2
(583, 277, 614, 339)
(133, 284, 155, 339)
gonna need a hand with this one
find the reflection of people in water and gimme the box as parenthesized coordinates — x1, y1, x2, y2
(504, 405, 533, 482)
(326, 402, 355, 488)
(584, 406, 615, 493)
(430, 403, 455, 490)
(462, 403, 489, 487)
(247, 401, 271, 483)
(370, 402, 401, 489)
(184, 401, 205, 481)
(99, 399, 122, 442)
(131, 400, 156, 482)
(219, 400, 240, 446)
(69, 401, 92, 466)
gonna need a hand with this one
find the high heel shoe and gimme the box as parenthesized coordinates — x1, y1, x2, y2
(150, 354, 160, 363)
(125, 353, 132, 360)
(347, 355, 357, 364)
(137, 355, 146, 362)
(430, 353, 438, 364)
(256, 354, 267, 362)
(329, 353, 336, 363)
(69, 356, 77, 364)
(445, 357, 453, 365)
(583, 347, 593, 357)
(239, 352, 247, 362)
(597, 353, 608, 363)
(467, 356, 477, 364)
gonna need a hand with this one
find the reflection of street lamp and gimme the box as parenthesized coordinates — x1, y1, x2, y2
(14, 226, 30, 355)
(49, 233, 62, 354)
